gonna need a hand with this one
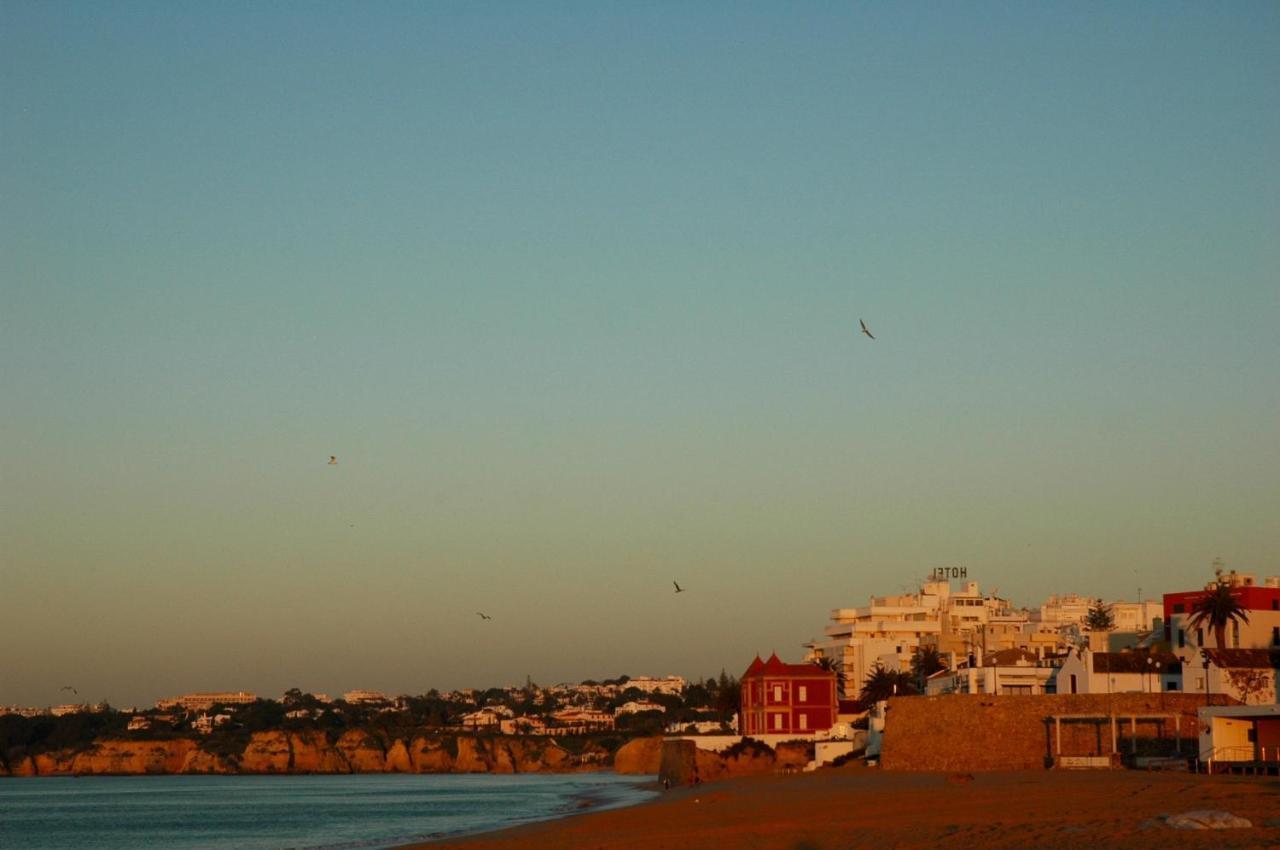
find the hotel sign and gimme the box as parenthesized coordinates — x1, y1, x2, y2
(930, 567, 968, 581)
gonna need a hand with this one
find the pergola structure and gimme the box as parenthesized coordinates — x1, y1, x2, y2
(1047, 713, 1182, 768)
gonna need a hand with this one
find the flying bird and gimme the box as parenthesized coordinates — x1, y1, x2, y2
(673, 581, 686, 594)
(328, 456, 338, 465)
(859, 319, 875, 340)
(61, 686, 77, 695)
(476, 612, 492, 620)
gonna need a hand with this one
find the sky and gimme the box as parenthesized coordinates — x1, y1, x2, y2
(2, 2, 1278, 708)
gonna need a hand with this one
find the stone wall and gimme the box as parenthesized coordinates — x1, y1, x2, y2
(880, 693, 1234, 771)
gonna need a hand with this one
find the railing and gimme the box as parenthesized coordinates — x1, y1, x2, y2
(1200, 745, 1280, 774)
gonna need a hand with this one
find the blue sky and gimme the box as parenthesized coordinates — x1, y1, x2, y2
(2, 2, 1277, 707)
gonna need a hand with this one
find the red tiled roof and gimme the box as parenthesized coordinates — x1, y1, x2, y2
(1203, 648, 1280, 670)
(1093, 650, 1182, 674)
(743, 653, 833, 679)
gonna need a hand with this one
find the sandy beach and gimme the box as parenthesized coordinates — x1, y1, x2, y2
(416, 764, 1280, 850)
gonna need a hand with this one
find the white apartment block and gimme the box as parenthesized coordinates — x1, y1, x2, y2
(156, 692, 257, 712)
(621, 676, 686, 695)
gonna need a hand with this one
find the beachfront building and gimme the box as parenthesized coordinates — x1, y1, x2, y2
(1164, 573, 1280, 652)
(1055, 648, 1181, 695)
(924, 648, 1058, 696)
(342, 689, 390, 705)
(739, 654, 837, 736)
(1198, 704, 1280, 769)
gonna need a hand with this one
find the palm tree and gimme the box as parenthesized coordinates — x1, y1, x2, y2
(860, 664, 917, 704)
(1187, 569, 1250, 651)
(813, 656, 848, 701)
(910, 646, 946, 690)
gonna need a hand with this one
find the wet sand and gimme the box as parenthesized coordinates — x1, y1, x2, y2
(413, 763, 1280, 850)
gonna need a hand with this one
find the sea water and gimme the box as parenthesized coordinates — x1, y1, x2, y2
(0, 773, 656, 849)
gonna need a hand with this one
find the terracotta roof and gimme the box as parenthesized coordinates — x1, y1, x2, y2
(984, 649, 1038, 667)
(743, 653, 833, 679)
(1203, 648, 1280, 670)
(1093, 650, 1182, 674)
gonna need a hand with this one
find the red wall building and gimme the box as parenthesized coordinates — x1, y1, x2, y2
(1163, 580, 1280, 650)
(739, 653, 837, 736)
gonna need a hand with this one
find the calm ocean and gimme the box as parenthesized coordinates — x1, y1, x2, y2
(0, 773, 656, 850)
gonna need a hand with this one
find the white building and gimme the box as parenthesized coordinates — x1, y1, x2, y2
(1198, 704, 1280, 767)
(925, 649, 1058, 696)
(805, 580, 1016, 701)
(342, 690, 389, 705)
(614, 700, 666, 715)
(622, 676, 686, 696)
(159, 692, 257, 712)
(1055, 648, 1180, 695)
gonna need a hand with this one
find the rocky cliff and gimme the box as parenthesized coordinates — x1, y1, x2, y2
(656, 738, 814, 785)
(2, 732, 619, 777)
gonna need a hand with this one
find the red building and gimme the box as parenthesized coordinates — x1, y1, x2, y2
(1163, 574, 1280, 651)
(739, 653, 837, 736)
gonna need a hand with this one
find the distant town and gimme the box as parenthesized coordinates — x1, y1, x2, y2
(4, 564, 1278, 776)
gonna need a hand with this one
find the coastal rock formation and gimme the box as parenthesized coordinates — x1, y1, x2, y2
(658, 738, 806, 785)
(384, 739, 413, 772)
(289, 731, 348, 773)
(335, 730, 387, 772)
(4, 733, 615, 776)
(613, 737, 663, 774)
(410, 736, 456, 772)
(239, 731, 292, 773)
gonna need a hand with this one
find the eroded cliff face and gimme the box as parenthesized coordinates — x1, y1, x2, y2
(4, 732, 612, 776)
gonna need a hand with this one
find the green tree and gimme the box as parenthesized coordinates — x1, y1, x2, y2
(1085, 600, 1116, 631)
(1188, 567, 1250, 651)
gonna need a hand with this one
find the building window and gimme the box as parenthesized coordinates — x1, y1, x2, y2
(798, 686, 807, 702)
(1196, 628, 1203, 647)
(773, 713, 783, 730)
(1173, 603, 1185, 614)
(1069, 674, 1077, 695)
(1272, 626, 1279, 646)
(1166, 682, 1178, 691)
(773, 685, 783, 702)
(798, 713, 808, 730)
(1272, 600, 1278, 611)
(1178, 629, 1185, 648)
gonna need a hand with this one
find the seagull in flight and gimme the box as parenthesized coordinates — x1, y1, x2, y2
(673, 581, 686, 594)
(61, 686, 77, 695)
(476, 612, 492, 620)
(859, 319, 875, 340)
(328, 456, 338, 465)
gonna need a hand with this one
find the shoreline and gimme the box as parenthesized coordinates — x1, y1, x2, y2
(404, 764, 1280, 850)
